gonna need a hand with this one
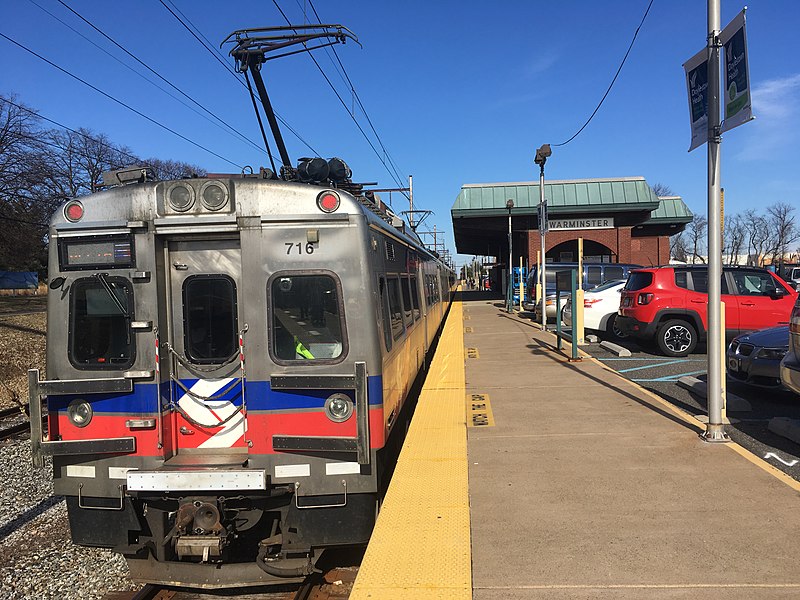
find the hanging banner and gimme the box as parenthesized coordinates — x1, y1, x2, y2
(720, 9, 754, 133)
(683, 47, 709, 152)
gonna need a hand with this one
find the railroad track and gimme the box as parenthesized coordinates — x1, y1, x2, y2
(0, 405, 32, 440)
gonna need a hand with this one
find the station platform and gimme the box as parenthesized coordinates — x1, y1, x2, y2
(351, 291, 800, 599)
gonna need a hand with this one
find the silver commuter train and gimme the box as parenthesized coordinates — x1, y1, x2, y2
(29, 171, 455, 588)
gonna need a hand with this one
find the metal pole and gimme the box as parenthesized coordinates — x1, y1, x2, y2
(703, 0, 728, 443)
(507, 205, 513, 313)
(539, 163, 547, 330)
(409, 175, 414, 229)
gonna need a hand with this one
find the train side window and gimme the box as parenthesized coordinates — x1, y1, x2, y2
(183, 275, 238, 363)
(387, 276, 405, 340)
(69, 277, 134, 370)
(269, 273, 346, 362)
(410, 276, 421, 321)
(379, 276, 392, 352)
(400, 276, 413, 327)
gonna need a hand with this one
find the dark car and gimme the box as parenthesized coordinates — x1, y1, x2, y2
(727, 326, 789, 388)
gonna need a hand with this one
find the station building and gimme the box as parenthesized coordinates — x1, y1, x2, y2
(451, 177, 693, 269)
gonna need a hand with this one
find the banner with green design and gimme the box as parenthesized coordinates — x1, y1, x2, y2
(720, 9, 754, 134)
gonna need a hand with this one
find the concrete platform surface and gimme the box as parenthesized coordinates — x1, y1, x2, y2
(463, 294, 800, 599)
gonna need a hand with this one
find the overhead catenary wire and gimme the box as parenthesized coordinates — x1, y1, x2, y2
(553, 0, 655, 147)
(157, 0, 321, 158)
(271, 0, 410, 197)
(32, 0, 268, 157)
(0, 32, 243, 169)
(305, 0, 410, 195)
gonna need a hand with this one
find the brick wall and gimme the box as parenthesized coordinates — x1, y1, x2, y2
(526, 227, 670, 265)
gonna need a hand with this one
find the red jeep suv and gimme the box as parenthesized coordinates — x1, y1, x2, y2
(617, 266, 797, 356)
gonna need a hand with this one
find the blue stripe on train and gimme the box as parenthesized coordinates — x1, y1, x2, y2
(47, 375, 384, 413)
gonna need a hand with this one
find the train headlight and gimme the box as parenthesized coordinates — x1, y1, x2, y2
(67, 399, 93, 428)
(200, 181, 228, 211)
(316, 190, 340, 213)
(324, 393, 353, 423)
(167, 183, 195, 212)
(64, 200, 84, 222)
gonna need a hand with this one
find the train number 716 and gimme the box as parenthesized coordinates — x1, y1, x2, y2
(285, 242, 315, 255)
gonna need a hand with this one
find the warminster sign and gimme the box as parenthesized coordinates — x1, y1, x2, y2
(546, 217, 614, 231)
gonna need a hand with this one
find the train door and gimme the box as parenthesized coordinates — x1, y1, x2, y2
(163, 238, 247, 455)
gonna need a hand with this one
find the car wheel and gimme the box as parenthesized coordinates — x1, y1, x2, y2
(606, 314, 628, 340)
(656, 319, 697, 357)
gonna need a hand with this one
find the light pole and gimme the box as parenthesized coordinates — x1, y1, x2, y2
(534, 144, 552, 331)
(506, 199, 514, 313)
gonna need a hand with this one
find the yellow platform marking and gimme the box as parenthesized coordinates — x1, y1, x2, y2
(467, 393, 494, 428)
(466, 347, 479, 359)
(464, 326, 473, 333)
(350, 300, 470, 600)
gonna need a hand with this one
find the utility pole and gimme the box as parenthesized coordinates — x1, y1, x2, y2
(703, 0, 728, 443)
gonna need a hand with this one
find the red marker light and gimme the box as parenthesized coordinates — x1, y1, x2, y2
(317, 191, 340, 213)
(64, 201, 84, 222)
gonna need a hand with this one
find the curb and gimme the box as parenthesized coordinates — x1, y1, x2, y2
(768, 417, 800, 446)
(677, 376, 752, 412)
(599, 340, 631, 357)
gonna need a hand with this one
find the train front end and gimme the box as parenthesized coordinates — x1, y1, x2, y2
(29, 176, 386, 588)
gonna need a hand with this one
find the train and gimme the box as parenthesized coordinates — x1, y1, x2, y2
(28, 162, 456, 588)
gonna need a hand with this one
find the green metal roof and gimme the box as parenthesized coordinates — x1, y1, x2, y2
(451, 177, 660, 217)
(644, 196, 693, 224)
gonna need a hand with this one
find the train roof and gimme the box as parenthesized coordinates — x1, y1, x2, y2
(52, 177, 448, 267)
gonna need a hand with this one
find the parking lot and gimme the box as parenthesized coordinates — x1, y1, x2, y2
(543, 320, 800, 482)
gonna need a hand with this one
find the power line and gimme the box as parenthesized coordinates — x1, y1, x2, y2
(50, 0, 267, 157)
(553, 0, 655, 147)
(0, 31, 243, 169)
(157, 0, 321, 158)
(306, 0, 410, 193)
(271, 0, 409, 195)
(3, 97, 142, 164)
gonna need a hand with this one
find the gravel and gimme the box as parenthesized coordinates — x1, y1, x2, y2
(0, 296, 137, 599)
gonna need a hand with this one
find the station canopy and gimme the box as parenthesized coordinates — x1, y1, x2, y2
(451, 177, 692, 255)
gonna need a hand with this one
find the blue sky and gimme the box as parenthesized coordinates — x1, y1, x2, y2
(2, 1, 799, 265)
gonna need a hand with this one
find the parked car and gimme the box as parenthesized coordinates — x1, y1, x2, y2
(617, 265, 797, 357)
(562, 279, 627, 339)
(524, 262, 640, 319)
(727, 326, 788, 388)
(780, 295, 800, 394)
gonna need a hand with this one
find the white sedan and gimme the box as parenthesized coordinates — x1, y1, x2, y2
(562, 280, 627, 340)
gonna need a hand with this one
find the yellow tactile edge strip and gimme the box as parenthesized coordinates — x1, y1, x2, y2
(350, 298, 470, 600)
(521, 315, 800, 493)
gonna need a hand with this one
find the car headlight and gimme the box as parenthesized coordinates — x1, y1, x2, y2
(757, 348, 787, 360)
(324, 393, 353, 422)
(67, 399, 93, 428)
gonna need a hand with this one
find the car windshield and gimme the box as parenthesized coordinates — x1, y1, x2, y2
(588, 279, 625, 293)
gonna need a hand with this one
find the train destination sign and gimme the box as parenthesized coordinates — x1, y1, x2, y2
(547, 217, 614, 231)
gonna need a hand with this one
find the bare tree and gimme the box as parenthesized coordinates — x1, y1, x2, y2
(670, 231, 689, 262)
(651, 182, 674, 197)
(742, 209, 772, 266)
(723, 213, 746, 265)
(765, 202, 799, 271)
(685, 214, 708, 263)
(144, 158, 205, 181)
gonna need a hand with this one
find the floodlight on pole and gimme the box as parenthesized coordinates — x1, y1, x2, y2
(535, 144, 551, 331)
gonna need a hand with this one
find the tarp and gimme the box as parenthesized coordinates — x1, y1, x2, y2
(0, 271, 38, 290)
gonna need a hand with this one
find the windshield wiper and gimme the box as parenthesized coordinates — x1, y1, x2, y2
(93, 273, 129, 317)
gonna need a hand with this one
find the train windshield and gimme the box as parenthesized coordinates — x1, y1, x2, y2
(69, 277, 134, 369)
(271, 274, 344, 362)
(182, 275, 238, 363)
